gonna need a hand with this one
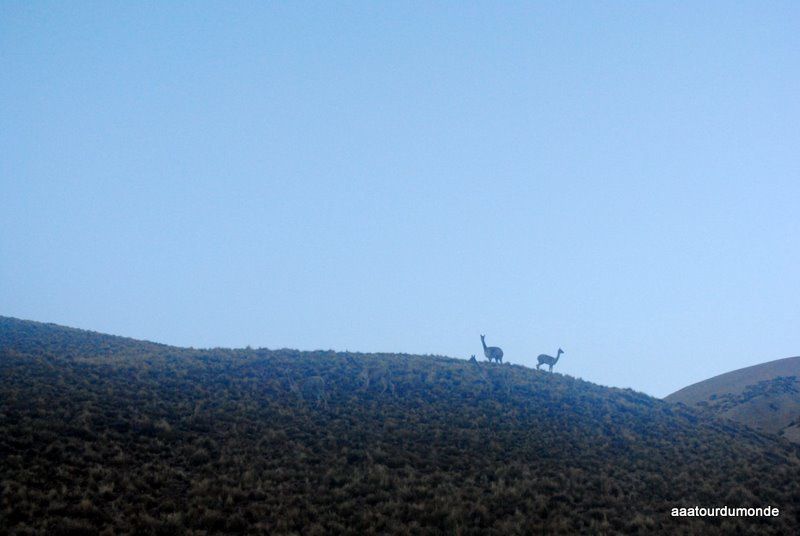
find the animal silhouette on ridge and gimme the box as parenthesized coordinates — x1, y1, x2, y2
(537, 348, 564, 372)
(480, 334, 504, 364)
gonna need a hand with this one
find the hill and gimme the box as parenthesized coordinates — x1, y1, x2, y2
(666, 357, 800, 444)
(2, 316, 799, 534)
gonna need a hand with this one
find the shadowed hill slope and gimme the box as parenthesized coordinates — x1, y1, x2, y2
(2, 316, 799, 534)
(667, 357, 800, 443)
(0, 316, 169, 357)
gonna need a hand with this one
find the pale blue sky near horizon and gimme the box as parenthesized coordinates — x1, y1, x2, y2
(2, 2, 798, 397)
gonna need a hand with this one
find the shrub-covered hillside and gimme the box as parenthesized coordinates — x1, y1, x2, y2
(1, 316, 799, 534)
(667, 356, 800, 444)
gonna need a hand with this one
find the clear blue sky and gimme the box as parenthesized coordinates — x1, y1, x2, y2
(2, 2, 798, 397)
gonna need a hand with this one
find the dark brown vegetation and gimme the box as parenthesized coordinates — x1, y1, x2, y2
(667, 357, 800, 444)
(2, 316, 799, 534)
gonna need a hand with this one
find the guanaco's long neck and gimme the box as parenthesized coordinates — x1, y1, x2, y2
(481, 337, 487, 351)
(554, 352, 561, 364)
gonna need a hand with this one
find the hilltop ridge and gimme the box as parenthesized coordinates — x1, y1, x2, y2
(667, 357, 800, 444)
(2, 316, 799, 534)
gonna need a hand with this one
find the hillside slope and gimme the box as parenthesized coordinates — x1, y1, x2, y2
(2, 316, 799, 534)
(667, 357, 800, 443)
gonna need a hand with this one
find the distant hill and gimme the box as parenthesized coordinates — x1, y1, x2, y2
(2, 316, 799, 534)
(666, 357, 800, 443)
